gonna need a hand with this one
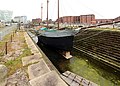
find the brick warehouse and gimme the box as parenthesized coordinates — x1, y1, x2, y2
(32, 18, 42, 25)
(58, 16, 80, 24)
(96, 19, 113, 24)
(80, 14, 96, 24)
(32, 15, 120, 25)
(58, 14, 96, 25)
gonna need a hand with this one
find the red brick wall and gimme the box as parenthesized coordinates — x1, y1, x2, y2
(80, 14, 95, 24)
(59, 16, 80, 24)
(96, 19, 113, 24)
(80, 15, 87, 24)
(32, 18, 42, 25)
(57, 14, 120, 25)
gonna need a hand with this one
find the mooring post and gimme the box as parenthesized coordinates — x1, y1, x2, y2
(5, 42, 7, 55)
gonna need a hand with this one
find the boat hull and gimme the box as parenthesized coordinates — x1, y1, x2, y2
(37, 35, 74, 51)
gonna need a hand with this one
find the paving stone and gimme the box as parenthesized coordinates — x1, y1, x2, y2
(0, 65, 7, 79)
(0, 65, 7, 86)
(60, 75, 72, 84)
(6, 57, 16, 61)
(22, 54, 42, 66)
(63, 71, 71, 77)
(6, 69, 30, 86)
(74, 75, 83, 83)
(79, 78, 98, 86)
(28, 59, 51, 79)
(70, 81, 79, 86)
(82, 78, 91, 85)
(30, 71, 68, 86)
(88, 82, 98, 86)
(62, 71, 98, 86)
(68, 72, 76, 80)
(13, 50, 23, 57)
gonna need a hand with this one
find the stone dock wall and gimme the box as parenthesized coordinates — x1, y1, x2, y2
(23, 31, 68, 86)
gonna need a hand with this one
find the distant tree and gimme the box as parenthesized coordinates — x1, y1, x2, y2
(11, 19, 17, 23)
(11, 19, 14, 23)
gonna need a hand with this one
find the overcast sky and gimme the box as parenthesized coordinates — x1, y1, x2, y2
(0, 0, 120, 21)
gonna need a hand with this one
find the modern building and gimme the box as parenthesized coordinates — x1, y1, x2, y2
(14, 16, 27, 24)
(0, 10, 13, 22)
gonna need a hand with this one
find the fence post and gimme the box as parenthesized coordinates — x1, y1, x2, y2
(13, 31, 14, 37)
(11, 35, 12, 42)
(0, 32, 2, 40)
(5, 42, 7, 55)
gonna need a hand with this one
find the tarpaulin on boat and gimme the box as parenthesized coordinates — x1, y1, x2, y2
(40, 27, 48, 31)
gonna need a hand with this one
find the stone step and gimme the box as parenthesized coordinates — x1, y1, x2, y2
(22, 54, 42, 66)
(28, 59, 51, 79)
(61, 71, 98, 86)
(29, 71, 68, 86)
